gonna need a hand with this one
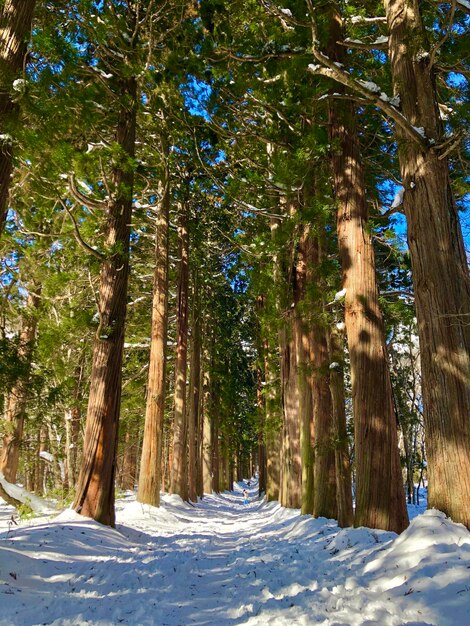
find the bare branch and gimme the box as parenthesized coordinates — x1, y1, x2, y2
(58, 198, 105, 261)
(68, 174, 107, 212)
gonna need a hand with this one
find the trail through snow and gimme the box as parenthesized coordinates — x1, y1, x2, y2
(1, 481, 469, 625)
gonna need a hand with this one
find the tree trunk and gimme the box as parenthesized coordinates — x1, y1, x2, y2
(257, 366, 267, 496)
(384, 0, 470, 530)
(278, 201, 301, 509)
(201, 349, 213, 495)
(279, 314, 301, 508)
(211, 393, 220, 493)
(72, 75, 137, 527)
(295, 225, 314, 516)
(327, 326, 353, 527)
(187, 269, 202, 502)
(137, 139, 170, 507)
(326, 8, 408, 533)
(170, 204, 190, 499)
(310, 320, 337, 520)
(0, 288, 40, 483)
(0, 0, 37, 231)
(64, 360, 84, 491)
(119, 428, 138, 491)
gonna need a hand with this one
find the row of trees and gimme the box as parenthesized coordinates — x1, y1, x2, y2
(0, 0, 468, 531)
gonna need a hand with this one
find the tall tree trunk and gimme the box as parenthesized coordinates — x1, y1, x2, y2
(119, 428, 138, 491)
(384, 0, 470, 530)
(137, 138, 170, 507)
(279, 200, 301, 509)
(326, 8, 408, 533)
(170, 204, 190, 499)
(72, 75, 137, 527)
(311, 323, 337, 520)
(327, 325, 353, 527)
(256, 368, 267, 497)
(296, 225, 314, 516)
(201, 341, 213, 495)
(279, 313, 301, 508)
(65, 360, 84, 490)
(187, 269, 202, 502)
(264, 344, 281, 502)
(0, 287, 40, 483)
(211, 392, 220, 493)
(264, 212, 282, 502)
(0, 0, 36, 231)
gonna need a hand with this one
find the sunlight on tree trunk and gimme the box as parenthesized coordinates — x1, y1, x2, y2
(384, 0, 470, 530)
(137, 139, 170, 507)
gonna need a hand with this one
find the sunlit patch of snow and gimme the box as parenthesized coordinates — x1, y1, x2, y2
(0, 485, 468, 625)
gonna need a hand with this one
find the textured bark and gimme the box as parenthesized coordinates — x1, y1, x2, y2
(311, 323, 337, 520)
(326, 8, 408, 533)
(72, 75, 137, 527)
(264, 337, 281, 502)
(295, 226, 314, 516)
(64, 361, 84, 490)
(264, 212, 282, 502)
(170, 206, 190, 499)
(201, 352, 213, 495)
(255, 296, 267, 497)
(211, 398, 220, 493)
(137, 141, 170, 507)
(278, 201, 301, 509)
(279, 313, 301, 508)
(384, 0, 470, 529)
(187, 270, 202, 502)
(0, 0, 36, 231)
(0, 288, 40, 483)
(256, 362, 267, 496)
(119, 429, 138, 491)
(327, 327, 353, 528)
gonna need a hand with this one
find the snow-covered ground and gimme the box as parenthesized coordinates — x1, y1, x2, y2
(1, 481, 469, 625)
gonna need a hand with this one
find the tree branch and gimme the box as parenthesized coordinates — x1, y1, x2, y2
(307, 55, 428, 148)
(58, 198, 106, 261)
(68, 174, 107, 212)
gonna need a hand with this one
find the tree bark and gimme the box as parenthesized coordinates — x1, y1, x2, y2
(264, 346, 281, 502)
(187, 269, 202, 502)
(311, 323, 337, 520)
(170, 203, 190, 499)
(119, 428, 138, 491)
(326, 8, 408, 533)
(211, 389, 220, 493)
(0, 288, 40, 483)
(0, 0, 36, 231)
(137, 138, 170, 507)
(384, 0, 470, 530)
(295, 225, 314, 516)
(279, 312, 301, 508)
(201, 346, 213, 495)
(64, 360, 84, 490)
(278, 201, 301, 509)
(72, 75, 137, 527)
(327, 326, 353, 527)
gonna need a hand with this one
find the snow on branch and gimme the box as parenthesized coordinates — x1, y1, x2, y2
(348, 15, 388, 24)
(307, 48, 428, 149)
(342, 36, 388, 51)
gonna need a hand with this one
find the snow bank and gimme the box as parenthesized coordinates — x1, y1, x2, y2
(1, 488, 469, 626)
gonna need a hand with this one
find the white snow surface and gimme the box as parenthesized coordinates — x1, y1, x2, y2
(1, 481, 469, 625)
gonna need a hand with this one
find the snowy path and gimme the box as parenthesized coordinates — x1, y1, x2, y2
(1, 482, 469, 625)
